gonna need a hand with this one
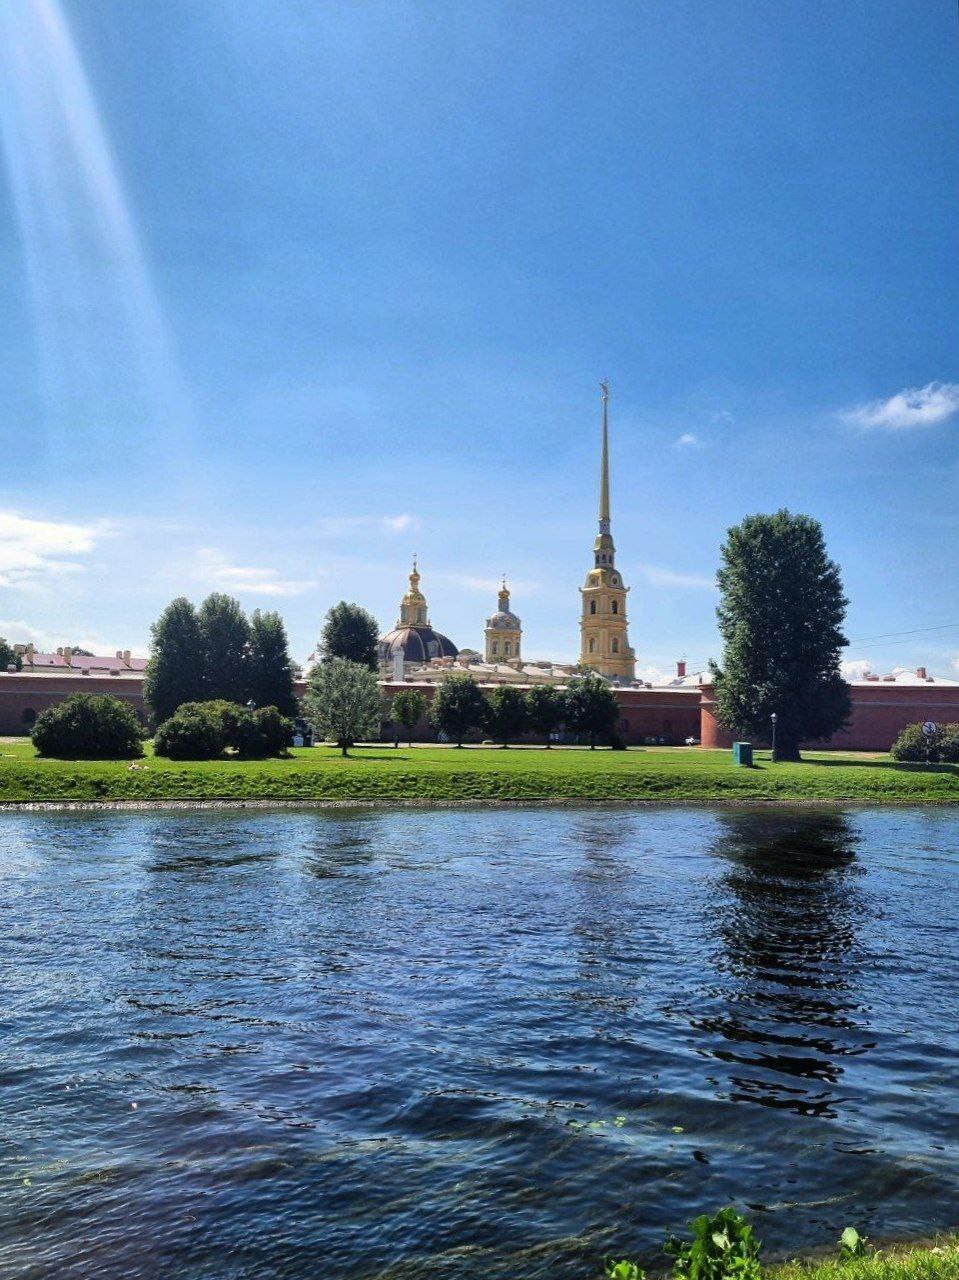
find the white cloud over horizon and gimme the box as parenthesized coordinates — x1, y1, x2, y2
(194, 548, 319, 597)
(674, 432, 700, 448)
(0, 510, 112, 588)
(841, 381, 959, 430)
(314, 513, 420, 537)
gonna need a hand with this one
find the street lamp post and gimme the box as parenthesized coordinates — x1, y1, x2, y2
(770, 711, 778, 762)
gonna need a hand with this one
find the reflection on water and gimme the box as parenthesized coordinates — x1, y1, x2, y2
(0, 806, 957, 1280)
(697, 811, 868, 1118)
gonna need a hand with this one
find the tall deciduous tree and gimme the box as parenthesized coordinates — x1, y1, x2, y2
(0, 638, 22, 672)
(712, 509, 850, 761)
(143, 597, 206, 724)
(525, 685, 565, 746)
(564, 672, 619, 748)
(391, 688, 426, 746)
(484, 685, 528, 747)
(198, 593, 251, 704)
(304, 658, 382, 756)
(247, 610, 297, 717)
(319, 602, 380, 670)
(429, 674, 487, 747)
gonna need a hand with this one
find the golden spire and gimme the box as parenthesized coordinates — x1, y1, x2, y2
(599, 379, 611, 531)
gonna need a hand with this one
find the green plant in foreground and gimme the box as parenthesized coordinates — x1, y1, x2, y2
(839, 1229, 868, 1260)
(665, 1207, 763, 1280)
(605, 1260, 645, 1280)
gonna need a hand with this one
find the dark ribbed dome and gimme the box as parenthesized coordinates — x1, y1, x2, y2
(379, 626, 458, 664)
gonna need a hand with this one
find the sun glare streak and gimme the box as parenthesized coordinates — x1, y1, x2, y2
(0, 0, 191, 457)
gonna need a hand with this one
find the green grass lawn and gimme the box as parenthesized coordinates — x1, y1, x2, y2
(0, 739, 956, 804)
(771, 1241, 959, 1280)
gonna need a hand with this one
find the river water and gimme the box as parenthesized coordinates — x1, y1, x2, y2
(1, 806, 957, 1279)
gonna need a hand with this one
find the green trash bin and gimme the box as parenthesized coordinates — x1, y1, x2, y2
(732, 741, 753, 766)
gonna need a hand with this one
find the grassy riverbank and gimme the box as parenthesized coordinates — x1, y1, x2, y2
(0, 739, 957, 804)
(771, 1241, 959, 1280)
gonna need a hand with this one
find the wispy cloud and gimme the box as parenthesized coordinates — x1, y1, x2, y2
(435, 572, 541, 596)
(0, 510, 111, 587)
(674, 432, 700, 448)
(194, 548, 319, 597)
(315, 514, 419, 537)
(0, 617, 145, 657)
(637, 563, 715, 590)
(841, 382, 959, 430)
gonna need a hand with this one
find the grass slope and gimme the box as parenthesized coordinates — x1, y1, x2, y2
(772, 1241, 959, 1280)
(0, 741, 957, 804)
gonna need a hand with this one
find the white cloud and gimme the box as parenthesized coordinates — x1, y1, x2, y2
(315, 514, 419, 537)
(435, 572, 541, 596)
(0, 510, 111, 587)
(674, 432, 700, 448)
(0, 618, 145, 656)
(194, 549, 318, 598)
(637, 564, 715, 590)
(841, 381, 959, 430)
(841, 658, 873, 680)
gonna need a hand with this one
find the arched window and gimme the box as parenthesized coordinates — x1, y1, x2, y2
(611, 638, 619, 653)
(21, 708, 36, 726)
(491, 641, 499, 655)
(589, 638, 596, 653)
(589, 600, 597, 615)
(504, 642, 511, 656)
(611, 600, 618, 615)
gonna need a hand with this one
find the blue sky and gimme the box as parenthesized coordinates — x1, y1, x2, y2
(0, 0, 956, 678)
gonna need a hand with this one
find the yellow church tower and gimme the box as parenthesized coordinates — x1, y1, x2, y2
(579, 381, 636, 681)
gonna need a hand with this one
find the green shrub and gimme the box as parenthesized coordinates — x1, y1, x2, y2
(838, 1228, 868, 1260)
(32, 694, 144, 760)
(605, 1260, 646, 1280)
(153, 700, 293, 760)
(153, 703, 229, 760)
(664, 1208, 763, 1280)
(891, 722, 959, 764)
(234, 706, 293, 758)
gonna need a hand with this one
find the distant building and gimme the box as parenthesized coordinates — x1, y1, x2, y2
(377, 558, 458, 668)
(484, 580, 522, 664)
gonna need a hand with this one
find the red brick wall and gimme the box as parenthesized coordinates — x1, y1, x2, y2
(699, 682, 959, 753)
(0, 674, 147, 735)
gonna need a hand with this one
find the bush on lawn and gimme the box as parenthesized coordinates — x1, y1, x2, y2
(234, 705, 293, 758)
(153, 700, 293, 760)
(32, 694, 144, 759)
(153, 702, 229, 760)
(890, 721, 959, 764)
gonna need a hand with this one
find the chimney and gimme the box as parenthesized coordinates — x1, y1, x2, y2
(123, 650, 131, 665)
(56, 646, 63, 657)
(116, 650, 123, 660)
(916, 666, 927, 680)
(63, 646, 73, 665)
(676, 658, 687, 679)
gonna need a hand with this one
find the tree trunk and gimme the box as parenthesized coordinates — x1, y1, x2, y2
(340, 740, 349, 757)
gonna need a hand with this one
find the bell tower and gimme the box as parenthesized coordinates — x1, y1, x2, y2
(579, 381, 636, 681)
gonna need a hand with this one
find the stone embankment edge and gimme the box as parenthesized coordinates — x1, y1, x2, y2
(1, 796, 957, 811)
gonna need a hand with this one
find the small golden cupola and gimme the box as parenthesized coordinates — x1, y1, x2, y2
(485, 578, 522, 665)
(398, 557, 428, 627)
(579, 381, 636, 682)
